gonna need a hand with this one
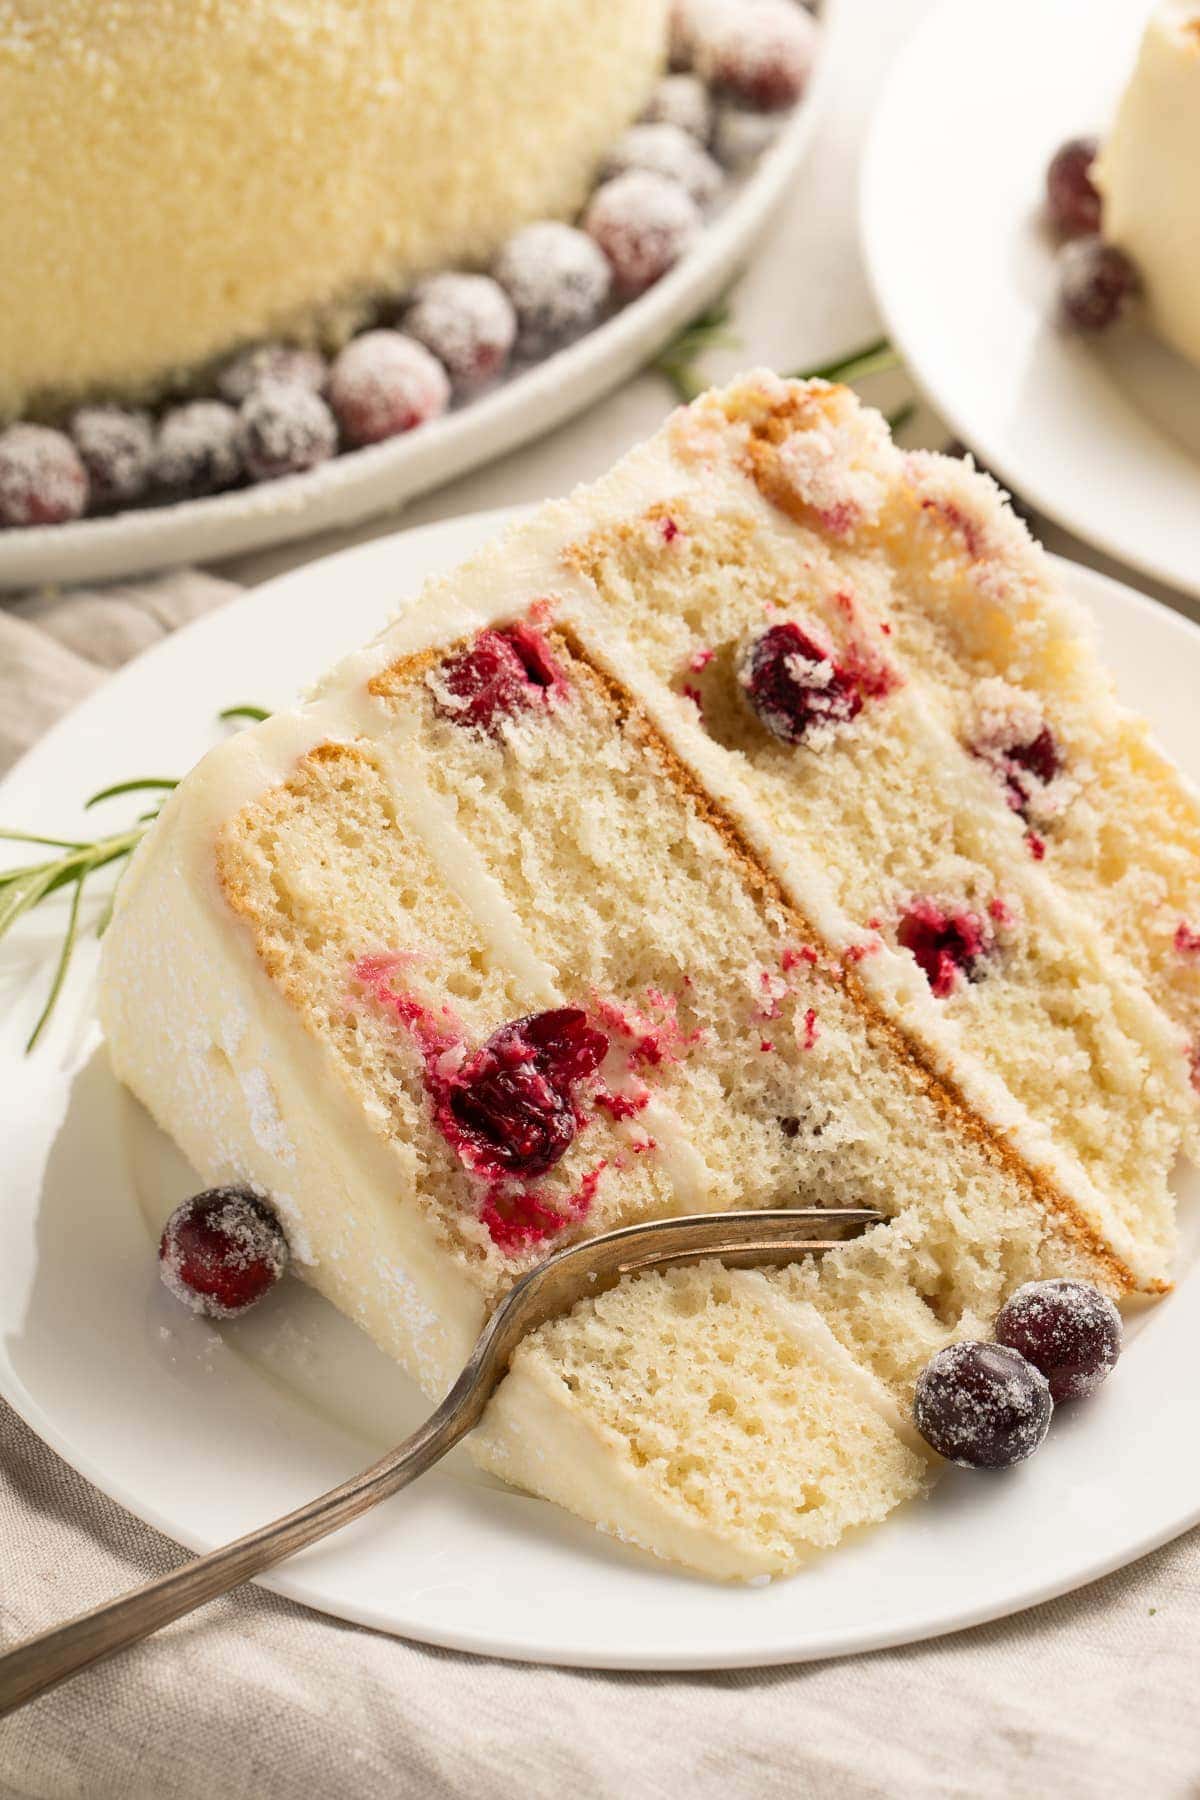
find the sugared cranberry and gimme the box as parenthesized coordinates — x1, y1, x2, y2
(1045, 136, 1102, 239)
(434, 625, 564, 732)
(739, 622, 865, 745)
(897, 900, 991, 998)
(237, 383, 338, 481)
(602, 123, 723, 207)
(154, 401, 242, 497)
(448, 1009, 608, 1176)
(494, 222, 613, 358)
(913, 1341, 1052, 1469)
(159, 1187, 289, 1320)
(328, 330, 450, 447)
(404, 273, 517, 394)
(216, 343, 328, 406)
(69, 406, 154, 507)
(0, 424, 88, 527)
(584, 171, 702, 298)
(698, 0, 818, 111)
(1057, 239, 1139, 333)
(642, 73, 715, 144)
(995, 1279, 1122, 1402)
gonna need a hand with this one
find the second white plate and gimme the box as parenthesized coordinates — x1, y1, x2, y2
(2, 513, 1199, 1669)
(861, 0, 1200, 599)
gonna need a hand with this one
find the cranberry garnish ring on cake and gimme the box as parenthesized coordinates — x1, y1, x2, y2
(100, 372, 1200, 1581)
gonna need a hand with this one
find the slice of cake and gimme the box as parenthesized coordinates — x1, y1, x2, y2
(99, 374, 1199, 1578)
(1094, 3, 1200, 370)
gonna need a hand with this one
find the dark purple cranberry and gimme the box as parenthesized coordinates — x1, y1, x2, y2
(435, 625, 564, 732)
(69, 406, 155, 507)
(448, 1009, 608, 1176)
(1045, 136, 1102, 239)
(699, 0, 818, 111)
(154, 400, 242, 497)
(740, 622, 865, 745)
(1057, 239, 1139, 334)
(584, 171, 701, 298)
(0, 424, 88, 527)
(328, 330, 449, 447)
(237, 382, 338, 481)
(897, 900, 991, 999)
(995, 1279, 1122, 1402)
(159, 1187, 289, 1319)
(404, 273, 517, 394)
(493, 222, 612, 358)
(216, 342, 328, 406)
(913, 1340, 1052, 1468)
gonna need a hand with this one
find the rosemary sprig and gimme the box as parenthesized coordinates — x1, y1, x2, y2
(653, 300, 741, 404)
(2, 703, 269, 1050)
(791, 337, 900, 385)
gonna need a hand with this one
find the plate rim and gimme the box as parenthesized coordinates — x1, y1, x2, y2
(859, 0, 1200, 602)
(2, 512, 1200, 1670)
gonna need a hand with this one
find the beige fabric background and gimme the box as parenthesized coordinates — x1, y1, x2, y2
(3, 0, 1200, 1789)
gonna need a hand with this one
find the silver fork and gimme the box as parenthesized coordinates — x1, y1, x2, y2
(0, 1205, 881, 1714)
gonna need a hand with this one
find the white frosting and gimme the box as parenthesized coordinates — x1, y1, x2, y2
(1095, 3, 1200, 369)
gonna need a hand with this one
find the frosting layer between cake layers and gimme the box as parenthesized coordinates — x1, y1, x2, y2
(99, 375, 1200, 1578)
(0, 0, 667, 414)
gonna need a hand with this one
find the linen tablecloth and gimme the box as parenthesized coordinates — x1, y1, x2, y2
(3, 0, 1199, 1790)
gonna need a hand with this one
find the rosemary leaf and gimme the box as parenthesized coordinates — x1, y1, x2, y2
(0, 827, 90, 851)
(794, 338, 900, 385)
(219, 705, 271, 724)
(85, 776, 179, 810)
(26, 868, 86, 1051)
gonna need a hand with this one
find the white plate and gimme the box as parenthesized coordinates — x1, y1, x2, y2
(2, 511, 1198, 1671)
(861, 0, 1200, 599)
(0, 47, 835, 595)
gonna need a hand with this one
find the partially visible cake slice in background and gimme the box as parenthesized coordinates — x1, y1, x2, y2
(99, 374, 1200, 1579)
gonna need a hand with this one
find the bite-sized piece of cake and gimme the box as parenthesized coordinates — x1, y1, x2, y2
(1093, 2, 1200, 370)
(100, 374, 1195, 1579)
(0, 0, 668, 414)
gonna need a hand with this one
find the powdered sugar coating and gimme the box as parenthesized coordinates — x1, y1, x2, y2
(0, 423, 88, 527)
(69, 405, 155, 506)
(698, 0, 818, 111)
(493, 221, 613, 358)
(237, 382, 338, 481)
(584, 171, 702, 298)
(159, 1186, 290, 1320)
(216, 343, 328, 406)
(154, 400, 242, 497)
(602, 122, 723, 207)
(995, 1279, 1122, 1402)
(642, 73, 715, 143)
(328, 330, 450, 447)
(913, 1340, 1052, 1468)
(404, 273, 517, 394)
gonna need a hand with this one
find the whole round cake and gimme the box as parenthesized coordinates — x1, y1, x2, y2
(0, 0, 668, 415)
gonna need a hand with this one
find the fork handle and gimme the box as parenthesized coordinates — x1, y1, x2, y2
(0, 1381, 478, 1717)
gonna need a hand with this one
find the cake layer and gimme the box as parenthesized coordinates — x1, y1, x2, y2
(0, 0, 666, 412)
